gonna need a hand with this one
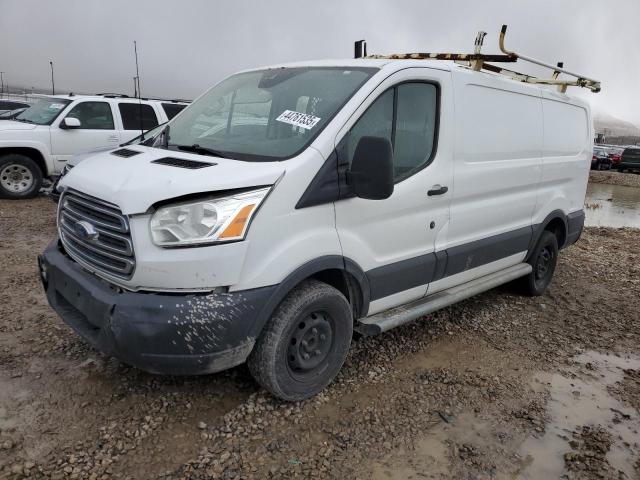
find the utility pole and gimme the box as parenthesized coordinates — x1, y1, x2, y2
(49, 61, 55, 95)
(0, 72, 4, 96)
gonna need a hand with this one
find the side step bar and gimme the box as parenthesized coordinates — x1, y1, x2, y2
(356, 262, 532, 336)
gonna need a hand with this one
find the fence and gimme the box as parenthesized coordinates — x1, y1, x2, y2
(0, 92, 46, 104)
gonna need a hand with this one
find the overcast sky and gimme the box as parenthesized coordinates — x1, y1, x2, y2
(1, 0, 639, 124)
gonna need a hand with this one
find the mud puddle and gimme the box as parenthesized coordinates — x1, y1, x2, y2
(371, 350, 640, 479)
(585, 183, 640, 228)
(520, 351, 640, 479)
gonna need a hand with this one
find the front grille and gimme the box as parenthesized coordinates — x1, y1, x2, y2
(58, 190, 135, 279)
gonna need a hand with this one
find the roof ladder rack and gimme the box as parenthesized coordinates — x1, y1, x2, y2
(358, 25, 601, 93)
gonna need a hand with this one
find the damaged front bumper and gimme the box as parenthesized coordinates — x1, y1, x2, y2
(39, 239, 275, 375)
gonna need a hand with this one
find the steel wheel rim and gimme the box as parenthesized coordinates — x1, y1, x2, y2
(286, 310, 334, 380)
(535, 246, 553, 284)
(0, 164, 34, 193)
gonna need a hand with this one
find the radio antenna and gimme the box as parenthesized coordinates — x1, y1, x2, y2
(133, 40, 144, 135)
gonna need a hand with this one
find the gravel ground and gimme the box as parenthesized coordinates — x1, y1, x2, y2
(590, 170, 640, 188)
(1, 197, 639, 480)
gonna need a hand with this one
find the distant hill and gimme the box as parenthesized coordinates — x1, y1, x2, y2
(594, 112, 640, 137)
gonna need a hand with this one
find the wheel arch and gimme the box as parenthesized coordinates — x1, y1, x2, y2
(527, 210, 569, 261)
(247, 256, 370, 340)
(0, 147, 48, 178)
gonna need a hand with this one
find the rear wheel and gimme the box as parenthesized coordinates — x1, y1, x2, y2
(248, 280, 353, 401)
(0, 154, 43, 199)
(520, 231, 558, 296)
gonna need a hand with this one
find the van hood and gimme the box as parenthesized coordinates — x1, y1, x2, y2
(60, 146, 286, 214)
(0, 120, 38, 131)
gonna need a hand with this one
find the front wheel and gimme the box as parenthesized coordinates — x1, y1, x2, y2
(520, 231, 558, 296)
(0, 154, 43, 199)
(248, 280, 353, 401)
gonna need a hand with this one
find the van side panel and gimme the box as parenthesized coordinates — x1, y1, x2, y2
(442, 71, 542, 286)
(534, 91, 591, 225)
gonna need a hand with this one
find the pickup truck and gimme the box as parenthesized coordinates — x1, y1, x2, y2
(0, 94, 188, 198)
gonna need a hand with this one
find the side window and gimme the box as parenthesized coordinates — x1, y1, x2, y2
(345, 89, 393, 165)
(65, 102, 114, 130)
(161, 103, 187, 120)
(118, 103, 159, 130)
(393, 83, 437, 179)
(344, 82, 438, 181)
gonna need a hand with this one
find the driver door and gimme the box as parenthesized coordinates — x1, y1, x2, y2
(334, 68, 454, 315)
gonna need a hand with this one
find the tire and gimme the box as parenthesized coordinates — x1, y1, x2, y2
(0, 154, 43, 199)
(520, 231, 558, 296)
(248, 280, 353, 401)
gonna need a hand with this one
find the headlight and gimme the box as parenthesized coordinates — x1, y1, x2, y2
(150, 187, 270, 247)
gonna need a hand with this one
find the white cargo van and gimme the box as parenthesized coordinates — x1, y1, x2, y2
(0, 94, 188, 198)
(39, 30, 597, 400)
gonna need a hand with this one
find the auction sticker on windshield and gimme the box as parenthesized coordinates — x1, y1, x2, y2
(276, 110, 321, 130)
(49, 104, 66, 110)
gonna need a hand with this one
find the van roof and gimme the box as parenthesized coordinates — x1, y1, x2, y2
(244, 59, 587, 102)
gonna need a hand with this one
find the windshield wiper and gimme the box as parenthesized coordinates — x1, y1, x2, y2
(13, 118, 35, 124)
(173, 144, 230, 158)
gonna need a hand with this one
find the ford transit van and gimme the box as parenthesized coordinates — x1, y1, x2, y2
(39, 54, 592, 400)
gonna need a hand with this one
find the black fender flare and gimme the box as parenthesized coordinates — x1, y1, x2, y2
(526, 209, 568, 261)
(247, 255, 370, 339)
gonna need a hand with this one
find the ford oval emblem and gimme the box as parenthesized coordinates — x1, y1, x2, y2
(74, 220, 99, 242)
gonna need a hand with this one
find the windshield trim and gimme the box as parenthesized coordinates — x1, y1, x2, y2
(154, 66, 379, 162)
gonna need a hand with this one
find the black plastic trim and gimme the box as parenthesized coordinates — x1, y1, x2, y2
(566, 210, 585, 247)
(528, 210, 569, 259)
(444, 226, 532, 278)
(247, 255, 370, 337)
(295, 151, 339, 209)
(111, 148, 142, 158)
(367, 254, 437, 301)
(151, 157, 216, 169)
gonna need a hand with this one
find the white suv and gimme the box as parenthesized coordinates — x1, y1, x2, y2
(40, 59, 591, 401)
(0, 94, 188, 198)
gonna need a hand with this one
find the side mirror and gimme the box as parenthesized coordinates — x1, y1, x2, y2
(61, 117, 81, 129)
(348, 136, 394, 200)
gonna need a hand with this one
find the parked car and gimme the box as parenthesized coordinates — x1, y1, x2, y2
(605, 146, 624, 167)
(618, 147, 640, 173)
(0, 107, 28, 120)
(40, 58, 590, 401)
(0, 100, 30, 114)
(0, 94, 188, 198)
(591, 146, 612, 170)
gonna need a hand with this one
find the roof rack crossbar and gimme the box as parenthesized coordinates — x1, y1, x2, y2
(498, 25, 600, 92)
(361, 25, 601, 93)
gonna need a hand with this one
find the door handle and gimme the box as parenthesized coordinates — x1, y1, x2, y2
(427, 185, 449, 196)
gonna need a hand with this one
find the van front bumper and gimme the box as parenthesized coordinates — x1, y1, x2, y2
(39, 239, 275, 375)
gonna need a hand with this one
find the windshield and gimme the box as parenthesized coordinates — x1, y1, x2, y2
(165, 67, 376, 161)
(15, 97, 72, 125)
